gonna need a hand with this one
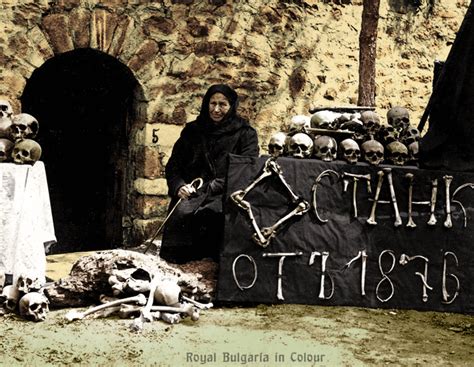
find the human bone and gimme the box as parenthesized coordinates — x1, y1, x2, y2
(268, 132, 288, 157)
(10, 113, 39, 141)
(288, 133, 313, 158)
(18, 292, 49, 322)
(360, 111, 381, 137)
(17, 275, 43, 294)
(386, 141, 409, 166)
(65, 294, 147, 321)
(154, 279, 181, 306)
(0, 138, 14, 162)
(361, 139, 384, 166)
(339, 138, 361, 164)
(387, 106, 410, 132)
(408, 141, 419, 164)
(12, 139, 42, 165)
(313, 135, 338, 162)
(310, 110, 341, 130)
(1, 284, 20, 311)
(288, 115, 310, 135)
(181, 295, 213, 310)
(377, 125, 398, 146)
(108, 267, 152, 296)
(0, 99, 13, 118)
(401, 127, 421, 146)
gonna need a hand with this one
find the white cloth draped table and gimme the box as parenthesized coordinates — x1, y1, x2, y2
(0, 161, 56, 285)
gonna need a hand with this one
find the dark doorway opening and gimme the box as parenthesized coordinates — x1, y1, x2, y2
(21, 48, 138, 253)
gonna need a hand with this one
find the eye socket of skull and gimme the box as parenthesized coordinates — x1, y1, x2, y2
(0, 106, 7, 112)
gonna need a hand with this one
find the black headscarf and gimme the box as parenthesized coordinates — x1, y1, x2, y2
(196, 84, 241, 132)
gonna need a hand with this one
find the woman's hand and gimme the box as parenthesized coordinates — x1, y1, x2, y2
(177, 183, 197, 200)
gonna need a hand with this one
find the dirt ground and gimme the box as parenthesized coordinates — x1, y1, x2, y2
(1, 252, 472, 367)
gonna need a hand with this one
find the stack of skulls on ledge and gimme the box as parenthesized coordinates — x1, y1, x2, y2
(267, 106, 421, 167)
(0, 99, 42, 165)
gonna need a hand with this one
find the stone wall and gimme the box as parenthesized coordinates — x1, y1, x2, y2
(0, 0, 469, 244)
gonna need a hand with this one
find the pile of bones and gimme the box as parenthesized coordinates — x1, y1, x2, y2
(268, 106, 420, 167)
(0, 250, 215, 331)
(0, 99, 42, 165)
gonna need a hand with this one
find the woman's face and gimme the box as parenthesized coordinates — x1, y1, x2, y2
(209, 93, 231, 123)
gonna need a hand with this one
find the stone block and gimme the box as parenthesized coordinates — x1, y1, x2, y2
(132, 217, 163, 239)
(134, 177, 168, 196)
(127, 40, 160, 72)
(42, 14, 74, 54)
(134, 194, 169, 218)
(134, 145, 164, 179)
(70, 8, 91, 48)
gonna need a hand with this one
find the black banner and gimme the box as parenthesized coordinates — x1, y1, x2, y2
(217, 155, 474, 313)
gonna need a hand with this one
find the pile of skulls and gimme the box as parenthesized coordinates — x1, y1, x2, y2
(0, 274, 49, 322)
(0, 99, 42, 165)
(267, 106, 421, 167)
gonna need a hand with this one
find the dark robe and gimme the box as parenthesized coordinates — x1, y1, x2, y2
(160, 84, 259, 263)
(418, 3, 474, 171)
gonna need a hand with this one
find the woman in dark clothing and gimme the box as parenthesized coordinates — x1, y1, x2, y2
(159, 84, 259, 263)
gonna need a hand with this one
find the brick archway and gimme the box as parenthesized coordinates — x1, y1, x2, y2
(21, 48, 143, 252)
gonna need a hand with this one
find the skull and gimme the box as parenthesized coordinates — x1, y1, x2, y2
(377, 125, 398, 146)
(12, 139, 42, 165)
(288, 115, 310, 135)
(0, 284, 20, 311)
(407, 141, 419, 165)
(400, 127, 421, 146)
(17, 275, 43, 294)
(360, 111, 381, 137)
(313, 135, 338, 162)
(339, 138, 361, 164)
(268, 132, 288, 157)
(10, 113, 39, 142)
(19, 292, 50, 322)
(288, 133, 313, 158)
(154, 279, 182, 306)
(386, 141, 409, 166)
(310, 110, 341, 130)
(361, 139, 384, 166)
(387, 106, 410, 132)
(0, 99, 13, 118)
(0, 116, 13, 139)
(0, 138, 14, 162)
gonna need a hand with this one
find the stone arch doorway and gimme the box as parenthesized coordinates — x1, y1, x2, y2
(21, 48, 139, 253)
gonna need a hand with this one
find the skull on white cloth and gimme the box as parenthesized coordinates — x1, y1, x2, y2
(0, 138, 14, 162)
(0, 100, 13, 118)
(12, 139, 42, 165)
(10, 113, 39, 142)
